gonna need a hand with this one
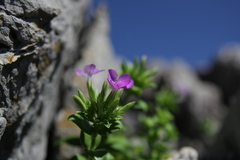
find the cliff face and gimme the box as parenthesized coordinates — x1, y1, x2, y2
(0, 0, 116, 159)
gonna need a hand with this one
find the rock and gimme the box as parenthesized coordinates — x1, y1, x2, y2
(155, 61, 226, 155)
(199, 44, 240, 159)
(199, 43, 240, 106)
(208, 90, 240, 159)
(0, 109, 7, 140)
(0, 0, 95, 159)
(2, 0, 59, 30)
(168, 146, 198, 160)
(165, 61, 225, 121)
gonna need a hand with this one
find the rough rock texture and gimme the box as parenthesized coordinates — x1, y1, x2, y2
(0, 0, 105, 159)
(0, 0, 119, 159)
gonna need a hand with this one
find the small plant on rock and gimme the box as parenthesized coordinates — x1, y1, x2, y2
(57, 57, 179, 160)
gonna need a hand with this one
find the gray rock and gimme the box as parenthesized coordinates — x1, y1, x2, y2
(201, 44, 240, 159)
(153, 60, 226, 156)
(164, 62, 225, 122)
(168, 146, 198, 160)
(199, 43, 240, 106)
(0, 108, 7, 140)
(208, 90, 240, 159)
(0, 0, 94, 159)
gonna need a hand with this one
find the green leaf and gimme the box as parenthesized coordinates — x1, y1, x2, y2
(86, 149, 108, 157)
(104, 91, 116, 107)
(115, 89, 123, 99)
(138, 69, 157, 81)
(133, 100, 149, 112)
(106, 134, 131, 153)
(157, 109, 173, 125)
(148, 82, 157, 88)
(155, 88, 177, 111)
(70, 154, 87, 160)
(118, 101, 135, 114)
(131, 65, 140, 77)
(68, 114, 93, 135)
(164, 123, 178, 140)
(93, 134, 102, 150)
(133, 57, 139, 66)
(54, 135, 81, 146)
(80, 131, 92, 149)
(95, 123, 109, 135)
(95, 121, 122, 135)
(97, 81, 108, 104)
(97, 81, 108, 116)
(81, 133, 102, 150)
(149, 67, 158, 75)
(78, 90, 86, 104)
(106, 98, 120, 115)
(73, 95, 87, 111)
(128, 86, 142, 95)
(109, 121, 123, 132)
(140, 115, 155, 128)
(139, 56, 147, 72)
(104, 90, 123, 108)
(87, 80, 97, 102)
(101, 153, 115, 160)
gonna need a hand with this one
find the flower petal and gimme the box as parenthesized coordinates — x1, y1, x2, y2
(126, 79, 134, 88)
(117, 74, 131, 88)
(107, 70, 134, 90)
(93, 69, 104, 74)
(108, 69, 118, 81)
(74, 69, 84, 76)
(107, 78, 114, 88)
(84, 64, 96, 75)
(75, 64, 104, 79)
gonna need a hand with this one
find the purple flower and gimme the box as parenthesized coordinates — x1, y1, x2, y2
(107, 69, 134, 90)
(74, 64, 104, 78)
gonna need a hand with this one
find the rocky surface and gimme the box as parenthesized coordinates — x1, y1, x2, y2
(198, 44, 240, 159)
(0, 0, 120, 159)
(168, 146, 198, 160)
(0, 0, 94, 159)
(161, 44, 240, 159)
(148, 61, 223, 157)
(199, 44, 240, 106)
(145, 44, 240, 159)
(209, 90, 240, 160)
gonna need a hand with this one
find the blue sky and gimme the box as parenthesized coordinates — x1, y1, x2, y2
(93, 1, 240, 68)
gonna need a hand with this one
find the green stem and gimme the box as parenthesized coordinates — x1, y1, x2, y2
(90, 133, 97, 151)
(84, 133, 97, 160)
